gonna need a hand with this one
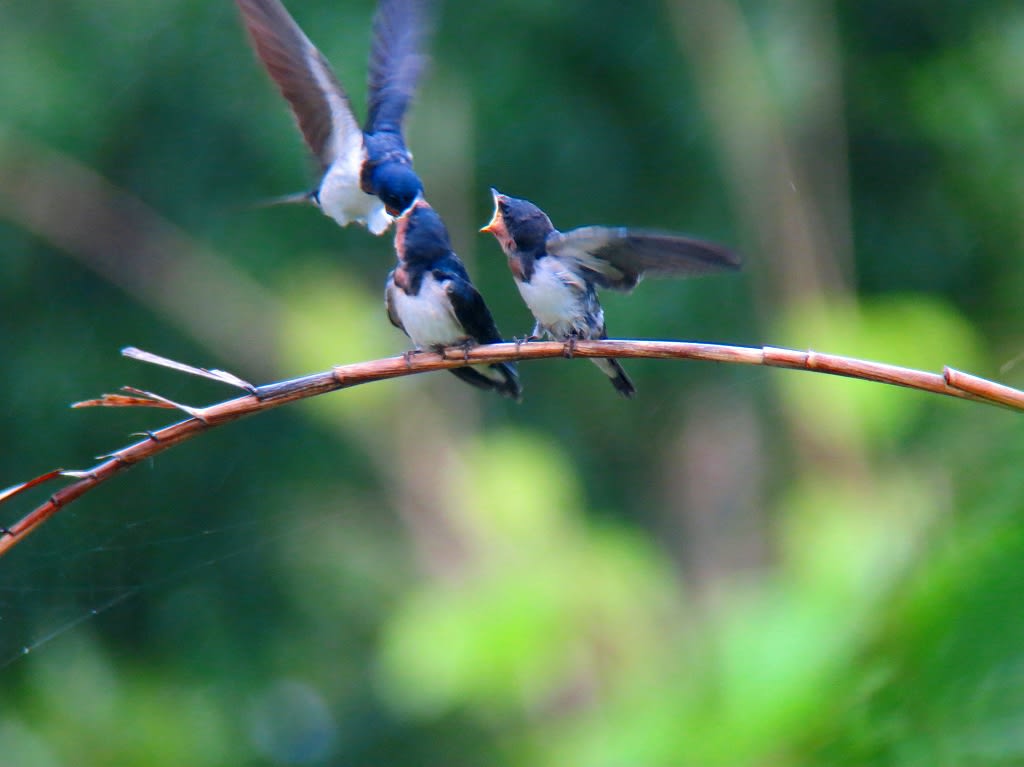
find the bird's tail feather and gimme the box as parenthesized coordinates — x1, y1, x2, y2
(591, 358, 636, 398)
(250, 190, 318, 209)
(450, 363, 522, 402)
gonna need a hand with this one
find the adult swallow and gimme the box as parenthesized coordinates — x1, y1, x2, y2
(386, 199, 522, 400)
(236, 0, 428, 234)
(481, 190, 741, 398)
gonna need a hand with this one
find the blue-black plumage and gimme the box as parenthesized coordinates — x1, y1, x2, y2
(236, 0, 429, 234)
(387, 199, 522, 400)
(481, 190, 741, 397)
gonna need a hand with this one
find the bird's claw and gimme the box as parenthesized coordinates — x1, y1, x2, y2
(437, 341, 475, 362)
(402, 349, 422, 367)
(563, 336, 578, 359)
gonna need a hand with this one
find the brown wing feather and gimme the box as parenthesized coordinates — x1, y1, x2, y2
(236, 0, 361, 170)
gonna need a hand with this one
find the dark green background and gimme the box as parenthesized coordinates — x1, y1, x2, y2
(1, 1, 1023, 764)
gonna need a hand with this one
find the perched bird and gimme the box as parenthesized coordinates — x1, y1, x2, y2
(481, 189, 741, 397)
(236, 0, 429, 234)
(386, 199, 522, 400)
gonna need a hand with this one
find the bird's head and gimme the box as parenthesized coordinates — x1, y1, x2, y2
(374, 163, 425, 217)
(480, 189, 554, 254)
(395, 198, 452, 265)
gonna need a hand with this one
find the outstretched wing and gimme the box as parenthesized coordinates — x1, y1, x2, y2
(237, 0, 363, 171)
(546, 226, 742, 291)
(365, 0, 430, 135)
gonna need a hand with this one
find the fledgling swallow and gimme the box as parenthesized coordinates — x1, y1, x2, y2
(236, 0, 429, 234)
(481, 190, 741, 397)
(386, 199, 522, 400)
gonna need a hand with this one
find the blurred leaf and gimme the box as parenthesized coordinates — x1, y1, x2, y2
(278, 263, 399, 422)
(775, 294, 983, 444)
(378, 430, 682, 720)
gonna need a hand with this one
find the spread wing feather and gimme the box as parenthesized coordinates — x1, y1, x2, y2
(237, 0, 363, 171)
(366, 0, 430, 135)
(546, 226, 742, 291)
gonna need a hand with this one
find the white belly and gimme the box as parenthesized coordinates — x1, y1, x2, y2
(516, 260, 600, 339)
(318, 158, 392, 235)
(391, 275, 467, 349)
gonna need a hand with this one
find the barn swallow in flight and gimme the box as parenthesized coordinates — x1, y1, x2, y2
(236, 0, 429, 234)
(481, 190, 741, 397)
(386, 199, 522, 400)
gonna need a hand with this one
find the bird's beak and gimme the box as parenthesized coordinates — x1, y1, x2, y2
(480, 189, 506, 235)
(479, 211, 500, 235)
(395, 193, 426, 219)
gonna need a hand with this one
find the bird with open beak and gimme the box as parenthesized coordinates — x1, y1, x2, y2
(481, 189, 741, 397)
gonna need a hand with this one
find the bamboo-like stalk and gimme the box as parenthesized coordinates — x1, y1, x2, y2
(0, 339, 1020, 559)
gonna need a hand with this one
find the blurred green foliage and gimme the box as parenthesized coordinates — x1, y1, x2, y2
(1, 1, 1023, 765)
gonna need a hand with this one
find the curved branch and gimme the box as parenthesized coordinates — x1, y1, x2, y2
(1, 338, 1021, 559)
